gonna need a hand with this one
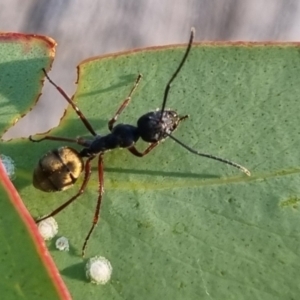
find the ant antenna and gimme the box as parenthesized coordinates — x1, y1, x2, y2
(160, 27, 195, 119)
(166, 133, 251, 176)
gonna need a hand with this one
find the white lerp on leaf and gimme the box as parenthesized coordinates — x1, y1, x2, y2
(0, 154, 16, 180)
(55, 236, 69, 251)
(86, 256, 112, 285)
(37, 217, 58, 240)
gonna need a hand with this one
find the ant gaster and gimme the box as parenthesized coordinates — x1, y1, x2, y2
(30, 28, 250, 256)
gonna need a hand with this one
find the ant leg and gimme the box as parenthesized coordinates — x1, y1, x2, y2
(108, 74, 142, 131)
(29, 135, 91, 147)
(178, 115, 189, 122)
(82, 153, 104, 257)
(128, 142, 159, 157)
(36, 156, 94, 223)
(42, 69, 97, 136)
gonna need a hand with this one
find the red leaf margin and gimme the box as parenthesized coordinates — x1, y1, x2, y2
(0, 159, 72, 300)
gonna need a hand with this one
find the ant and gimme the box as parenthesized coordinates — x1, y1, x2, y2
(30, 28, 250, 257)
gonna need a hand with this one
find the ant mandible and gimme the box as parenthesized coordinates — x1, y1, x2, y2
(30, 28, 250, 257)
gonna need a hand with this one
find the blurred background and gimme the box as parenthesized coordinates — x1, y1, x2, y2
(1, 0, 300, 139)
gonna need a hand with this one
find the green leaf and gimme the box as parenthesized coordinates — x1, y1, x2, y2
(7, 43, 300, 299)
(0, 33, 72, 299)
(0, 160, 71, 299)
(0, 33, 55, 135)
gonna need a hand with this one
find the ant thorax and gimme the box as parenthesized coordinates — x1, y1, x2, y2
(137, 109, 181, 143)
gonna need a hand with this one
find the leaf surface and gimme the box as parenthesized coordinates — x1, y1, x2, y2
(0, 33, 55, 135)
(7, 42, 300, 299)
(0, 33, 72, 300)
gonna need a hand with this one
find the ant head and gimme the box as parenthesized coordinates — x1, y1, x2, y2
(137, 28, 195, 144)
(137, 109, 181, 143)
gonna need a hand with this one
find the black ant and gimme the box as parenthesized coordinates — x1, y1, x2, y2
(30, 28, 250, 257)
